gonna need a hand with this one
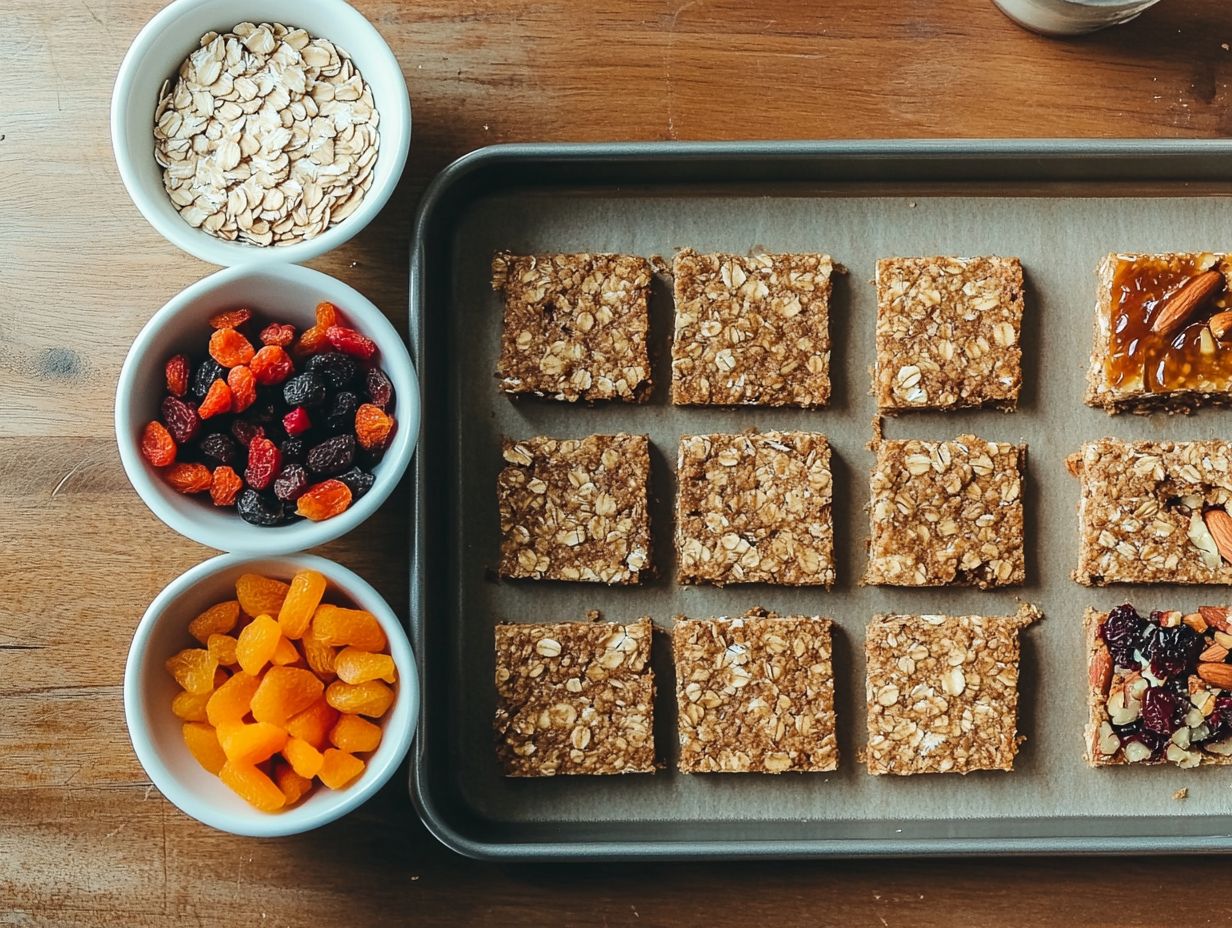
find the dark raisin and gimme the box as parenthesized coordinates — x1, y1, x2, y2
(305, 351, 358, 390)
(337, 466, 375, 500)
(280, 436, 306, 464)
(306, 433, 355, 476)
(1146, 624, 1201, 680)
(1141, 686, 1182, 735)
(247, 395, 283, 424)
(1100, 604, 1145, 670)
(357, 446, 385, 471)
(273, 463, 311, 502)
(365, 367, 394, 410)
(283, 371, 327, 409)
(160, 395, 201, 445)
(236, 488, 285, 527)
(230, 419, 264, 448)
(324, 390, 359, 434)
(190, 358, 224, 399)
(199, 432, 238, 467)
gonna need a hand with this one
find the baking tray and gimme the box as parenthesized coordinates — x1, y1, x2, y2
(407, 140, 1232, 860)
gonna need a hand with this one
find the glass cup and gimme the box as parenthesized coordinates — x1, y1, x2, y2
(992, 0, 1162, 35)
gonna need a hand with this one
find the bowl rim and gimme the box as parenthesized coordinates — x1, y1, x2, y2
(124, 552, 419, 837)
(109, 0, 412, 267)
(113, 262, 420, 555)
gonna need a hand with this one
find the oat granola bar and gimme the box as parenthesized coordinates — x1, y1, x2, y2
(673, 609, 837, 774)
(864, 435, 1026, 589)
(864, 606, 1039, 776)
(1085, 604, 1232, 768)
(874, 256, 1024, 412)
(1084, 252, 1232, 414)
(1068, 438, 1232, 586)
(494, 618, 655, 776)
(498, 433, 651, 584)
(670, 250, 833, 407)
(492, 252, 652, 402)
(675, 431, 834, 587)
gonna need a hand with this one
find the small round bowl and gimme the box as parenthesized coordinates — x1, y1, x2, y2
(125, 553, 418, 837)
(111, 0, 411, 267)
(115, 263, 419, 555)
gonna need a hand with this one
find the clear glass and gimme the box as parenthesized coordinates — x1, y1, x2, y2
(992, 0, 1162, 35)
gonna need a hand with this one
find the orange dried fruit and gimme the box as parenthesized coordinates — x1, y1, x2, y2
(285, 697, 339, 750)
(213, 667, 229, 688)
(219, 761, 285, 812)
(335, 647, 397, 685)
(188, 600, 240, 644)
(295, 479, 352, 521)
(206, 633, 239, 667)
(271, 636, 300, 666)
(282, 736, 325, 779)
(318, 749, 366, 790)
(164, 462, 212, 494)
(208, 307, 252, 330)
(300, 624, 337, 679)
(226, 364, 256, 413)
(329, 714, 382, 754)
(235, 614, 281, 676)
(205, 671, 260, 727)
(208, 326, 255, 368)
(325, 680, 395, 719)
(277, 569, 327, 639)
(312, 604, 387, 651)
(217, 720, 288, 765)
(250, 667, 324, 726)
(165, 648, 219, 695)
(182, 722, 227, 775)
(197, 378, 233, 419)
(209, 465, 243, 507)
(235, 574, 289, 618)
(171, 689, 211, 722)
(354, 403, 394, 451)
(140, 420, 177, 467)
(272, 761, 312, 806)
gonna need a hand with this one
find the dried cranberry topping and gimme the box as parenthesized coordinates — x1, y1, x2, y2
(1101, 604, 1146, 669)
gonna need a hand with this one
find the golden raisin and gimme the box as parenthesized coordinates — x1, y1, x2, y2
(140, 421, 177, 467)
(208, 327, 255, 368)
(164, 462, 212, 494)
(295, 480, 352, 521)
(354, 403, 395, 451)
(210, 465, 243, 507)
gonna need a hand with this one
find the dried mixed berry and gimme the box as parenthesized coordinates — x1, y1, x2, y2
(325, 325, 376, 360)
(364, 367, 394, 410)
(191, 358, 225, 399)
(199, 432, 238, 467)
(260, 322, 295, 347)
(283, 371, 327, 409)
(245, 437, 282, 492)
(307, 434, 355, 476)
(161, 395, 201, 445)
(273, 464, 311, 502)
(324, 391, 358, 434)
(337, 467, 374, 500)
(282, 406, 312, 437)
(305, 352, 357, 391)
(165, 354, 191, 397)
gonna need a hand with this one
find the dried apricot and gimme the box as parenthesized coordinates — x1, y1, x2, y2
(227, 364, 256, 413)
(171, 689, 211, 722)
(210, 465, 243, 507)
(217, 720, 288, 765)
(165, 648, 219, 695)
(329, 714, 382, 754)
(282, 736, 325, 779)
(206, 633, 239, 667)
(189, 600, 240, 643)
(165, 354, 190, 397)
(251, 667, 324, 726)
(208, 307, 252, 330)
(235, 573, 289, 616)
(206, 671, 261, 727)
(335, 647, 397, 685)
(295, 479, 352, 521)
(235, 614, 282, 676)
(354, 403, 394, 451)
(277, 570, 327, 639)
(183, 722, 228, 775)
(318, 749, 365, 789)
(140, 421, 177, 467)
(272, 761, 312, 806)
(208, 327, 255, 368)
(198, 378, 233, 419)
(300, 624, 338, 679)
(285, 696, 339, 750)
(313, 604, 387, 651)
(219, 761, 285, 812)
(164, 462, 212, 494)
(271, 636, 300, 666)
(250, 345, 294, 386)
(325, 680, 395, 718)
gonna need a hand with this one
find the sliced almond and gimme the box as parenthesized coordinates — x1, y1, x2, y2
(1197, 661, 1232, 689)
(1151, 270, 1225, 337)
(1200, 643, 1229, 662)
(1204, 509, 1232, 565)
(1183, 612, 1209, 633)
(1090, 649, 1113, 697)
(1210, 310, 1232, 341)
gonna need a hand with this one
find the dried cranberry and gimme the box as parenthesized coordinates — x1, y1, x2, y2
(165, 354, 191, 397)
(160, 395, 201, 445)
(325, 325, 377, 360)
(236, 488, 285, 527)
(306, 433, 355, 476)
(259, 322, 296, 347)
(282, 371, 327, 409)
(199, 432, 238, 467)
(304, 351, 357, 390)
(1128, 727, 1169, 759)
(190, 357, 224, 399)
(244, 436, 282, 491)
(1101, 604, 1146, 669)
(337, 466, 375, 500)
(273, 463, 311, 502)
(279, 437, 306, 464)
(1141, 686, 1182, 735)
(282, 406, 312, 436)
(324, 390, 358, 434)
(1146, 624, 1201, 680)
(365, 367, 394, 410)
(231, 419, 264, 447)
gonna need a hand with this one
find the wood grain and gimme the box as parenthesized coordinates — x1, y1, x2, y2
(2, 0, 1230, 924)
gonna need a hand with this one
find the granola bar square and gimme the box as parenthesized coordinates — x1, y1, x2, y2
(874, 256, 1024, 411)
(498, 433, 651, 585)
(864, 435, 1026, 588)
(670, 250, 833, 407)
(494, 618, 656, 776)
(1084, 252, 1232, 414)
(864, 607, 1038, 776)
(672, 609, 837, 773)
(675, 431, 834, 586)
(1068, 438, 1232, 586)
(492, 252, 652, 402)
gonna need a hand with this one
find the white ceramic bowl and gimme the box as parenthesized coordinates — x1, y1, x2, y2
(125, 553, 418, 837)
(111, 0, 411, 266)
(115, 263, 419, 555)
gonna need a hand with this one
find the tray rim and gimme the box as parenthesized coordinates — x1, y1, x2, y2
(407, 138, 1232, 861)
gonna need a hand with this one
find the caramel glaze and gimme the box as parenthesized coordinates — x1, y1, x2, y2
(1105, 255, 1232, 394)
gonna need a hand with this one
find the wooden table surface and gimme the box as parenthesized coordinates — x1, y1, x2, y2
(4, 0, 1232, 924)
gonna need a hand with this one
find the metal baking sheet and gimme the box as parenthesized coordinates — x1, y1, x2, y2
(408, 140, 1232, 860)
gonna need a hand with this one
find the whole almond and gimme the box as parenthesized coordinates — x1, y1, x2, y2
(1200, 605, 1232, 633)
(1202, 509, 1232, 565)
(1183, 611, 1209, 633)
(1197, 661, 1232, 689)
(1090, 649, 1113, 697)
(1210, 310, 1232, 341)
(1151, 270, 1226, 338)
(1200, 643, 1230, 662)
